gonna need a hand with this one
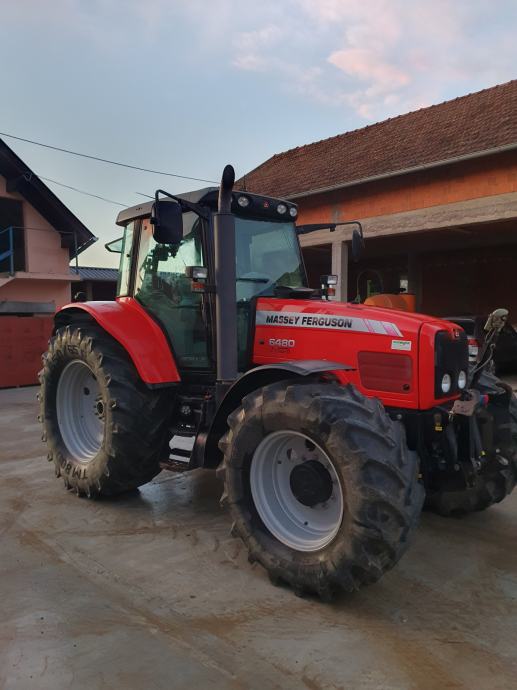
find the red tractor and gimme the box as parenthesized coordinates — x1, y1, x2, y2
(40, 166, 517, 599)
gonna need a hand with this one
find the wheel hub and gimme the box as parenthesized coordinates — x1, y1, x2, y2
(250, 430, 344, 552)
(290, 460, 334, 507)
(56, 360, 104, 463)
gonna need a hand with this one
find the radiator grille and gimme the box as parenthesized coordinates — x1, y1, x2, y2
(358, 351, 412, 393)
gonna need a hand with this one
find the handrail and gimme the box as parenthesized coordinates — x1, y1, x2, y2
(0, 226, 80, 277)
(0, 226, 14, 275)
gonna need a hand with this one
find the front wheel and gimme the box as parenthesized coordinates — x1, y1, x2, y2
(39, 324, 171, 497)
(218, 380, 424, 599)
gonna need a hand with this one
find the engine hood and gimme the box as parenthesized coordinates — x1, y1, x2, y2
(252, 297, 464, 410)
(254, 297, 459, 339)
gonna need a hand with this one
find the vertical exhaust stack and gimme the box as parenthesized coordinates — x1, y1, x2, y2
(213, 164, 238, 391)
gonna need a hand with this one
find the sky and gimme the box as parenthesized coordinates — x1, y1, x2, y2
(1, 0, 516, 267)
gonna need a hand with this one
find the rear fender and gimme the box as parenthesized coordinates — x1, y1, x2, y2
(54, 297, 180, 386)
(199, 360, 353, 468)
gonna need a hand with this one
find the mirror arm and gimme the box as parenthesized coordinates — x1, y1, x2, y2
(296, 221, 364, 238)
(153, 189, 210, 220)
(296, 223, 338, 235)
(338, 220, 364, 239)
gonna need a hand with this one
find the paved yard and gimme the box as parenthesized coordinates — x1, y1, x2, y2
(1, 386, 517, 690)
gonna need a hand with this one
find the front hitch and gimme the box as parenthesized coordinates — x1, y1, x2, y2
(449, 374, 513, 483)
(470, 307, 509, 387)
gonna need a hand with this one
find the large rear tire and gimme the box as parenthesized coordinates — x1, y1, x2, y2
(39, 324, 171, 497)
(218, 380, 424, 599)
(426, 370, 517, 516)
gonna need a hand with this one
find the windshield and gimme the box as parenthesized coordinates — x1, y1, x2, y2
(234, 217, 306, 369)
(235, 218, 306, 300)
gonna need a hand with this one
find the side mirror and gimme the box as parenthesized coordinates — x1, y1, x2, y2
(351, 228, 364, 262)
(105, 236, 123, 253)
(151, 200, 183, 244)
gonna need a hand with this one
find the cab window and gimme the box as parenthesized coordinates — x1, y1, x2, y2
(116, 222, 135, 297)
(134, 212, 210, 370)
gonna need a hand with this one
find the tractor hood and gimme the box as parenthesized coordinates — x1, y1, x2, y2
(253, 297, 459, 340)
(252, 297, 465, 410)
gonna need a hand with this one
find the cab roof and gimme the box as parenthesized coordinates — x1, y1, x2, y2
(115, 187, 297, 226)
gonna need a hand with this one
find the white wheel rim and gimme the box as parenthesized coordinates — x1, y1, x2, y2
(250, 431, 344, 552)
(56, 360, 104, 462)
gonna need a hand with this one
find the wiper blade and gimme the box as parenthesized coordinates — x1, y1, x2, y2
(236, 277, 270, 283)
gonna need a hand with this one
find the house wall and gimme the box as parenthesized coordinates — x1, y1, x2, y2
(0, 175, 70, 275)
(0, 279, 70, 309)
(0, 174, 74, 310)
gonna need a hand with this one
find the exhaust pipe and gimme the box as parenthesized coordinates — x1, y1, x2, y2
(213, 164, 238, 390)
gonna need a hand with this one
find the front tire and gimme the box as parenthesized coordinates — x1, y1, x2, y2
(39, 324, 171, 497)
(218, 380, 424, 599)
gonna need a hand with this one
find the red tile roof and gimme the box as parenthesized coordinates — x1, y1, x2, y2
(239, 80, 517, 199)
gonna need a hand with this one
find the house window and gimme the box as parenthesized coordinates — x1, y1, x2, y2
(0, 198, 24, 271)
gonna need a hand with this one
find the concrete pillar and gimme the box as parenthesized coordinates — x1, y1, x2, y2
(331, 240, 348, 302)
(408, 252, 422, 311)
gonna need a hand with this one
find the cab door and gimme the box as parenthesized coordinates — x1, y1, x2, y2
(133, 212, 212, 372)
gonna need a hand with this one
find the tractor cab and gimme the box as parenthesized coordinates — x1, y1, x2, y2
(109, 188, 308, 375)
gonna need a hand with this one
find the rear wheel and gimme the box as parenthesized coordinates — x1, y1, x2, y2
(426, 370, 517, 516)
(39, 324, 171, 497)
(218, 380, 424, 599)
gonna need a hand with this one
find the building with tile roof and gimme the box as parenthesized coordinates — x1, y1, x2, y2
(240, 80, 517, 320)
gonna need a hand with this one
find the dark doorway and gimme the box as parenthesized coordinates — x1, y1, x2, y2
(301, 244, 332, 289)
(0, 198, 24, 271)
(348, 255, 408, 302)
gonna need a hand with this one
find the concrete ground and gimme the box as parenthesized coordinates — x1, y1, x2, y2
(1, 386, 517, 690)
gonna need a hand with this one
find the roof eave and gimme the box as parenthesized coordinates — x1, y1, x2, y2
(285, 141, 517, 201)
(0, 138, 96, 258)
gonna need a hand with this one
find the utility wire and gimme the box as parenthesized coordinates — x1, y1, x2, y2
(0, 130, 219, 184)
(135, 191, 155, 199)
(38, 174, 130, 207)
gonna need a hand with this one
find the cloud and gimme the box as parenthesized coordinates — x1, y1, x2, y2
(227, 0, 517, 122)
(233, 25, 284, 72)
(328, 48, 410, 91)
(4, 0, 517, 123)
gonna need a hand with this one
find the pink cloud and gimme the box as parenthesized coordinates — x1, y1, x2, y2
(328, 48, 410, 91)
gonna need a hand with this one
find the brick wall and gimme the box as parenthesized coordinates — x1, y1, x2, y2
(296, 151, 517, 225)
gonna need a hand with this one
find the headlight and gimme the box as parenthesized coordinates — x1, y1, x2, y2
(458, 370, 467, 389)
(289, 206, 297, 217)
(237, 195, 250, 208)
(277, 203, 287, 215)
(441, 373, 452, 394)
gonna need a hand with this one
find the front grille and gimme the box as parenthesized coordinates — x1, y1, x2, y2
(358, 351, 412, 393)
(434, 330, 469, 398)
